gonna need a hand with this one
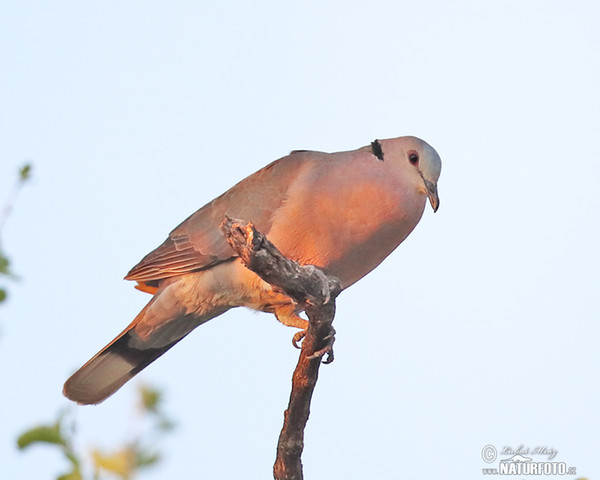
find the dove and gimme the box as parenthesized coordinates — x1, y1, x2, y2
(64, 136, 441, 404)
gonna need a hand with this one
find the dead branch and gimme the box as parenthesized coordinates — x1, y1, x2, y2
(220, 216, 341, 480)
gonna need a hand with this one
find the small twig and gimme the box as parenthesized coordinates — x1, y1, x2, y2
(0, 163, 32, 255)
(273, 299, 337, 480)
(220, 216, 341, 480)
(0, 163, 32, 237)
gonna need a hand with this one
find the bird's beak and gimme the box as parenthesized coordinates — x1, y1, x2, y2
(423, 178, 439, 212)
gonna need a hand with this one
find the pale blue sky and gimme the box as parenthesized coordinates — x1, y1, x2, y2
(2, 1, 599, 478)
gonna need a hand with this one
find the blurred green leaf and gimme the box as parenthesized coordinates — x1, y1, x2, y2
(136, 449, 161, 469)
(17, 382, 175, 479)
(17, 423, 66, 449)
(57, 467, 82, 480)
(139, 384, 162, 413)
(0, 288, 6, 303)
(156, 417, 176, 433)
(19, 163, 32, 182)
(0, 254, 10, 275)
(64, 449, 80, 467)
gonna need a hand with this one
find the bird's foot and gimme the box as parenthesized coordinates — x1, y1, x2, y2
(292, 329, 306, 349)
(274, 306, 309, 349)
(307, 326, 336, 364)
(274, 306, 335, 362)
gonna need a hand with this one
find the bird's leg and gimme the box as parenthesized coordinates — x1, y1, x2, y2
(274, 305, 336, 362)
(274, 305, 308, 349)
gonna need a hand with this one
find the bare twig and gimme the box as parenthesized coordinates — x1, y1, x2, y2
(220, 216, 341, 480)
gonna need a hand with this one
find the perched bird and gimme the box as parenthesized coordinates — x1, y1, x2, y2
(64, 136, 441, 405)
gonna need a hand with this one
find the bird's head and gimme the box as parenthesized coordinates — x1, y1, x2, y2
(374, 136, 441, 212)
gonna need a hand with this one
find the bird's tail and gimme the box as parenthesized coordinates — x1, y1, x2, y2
(63, 289, 229, 405)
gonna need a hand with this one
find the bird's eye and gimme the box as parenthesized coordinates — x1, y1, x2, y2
(408, 152, 419, 165)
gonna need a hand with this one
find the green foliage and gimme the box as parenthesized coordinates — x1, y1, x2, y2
(17, 422, 67, 449)
(135, 450, 161, 469)
(139, 383, 176, 432)
(0, 162, 33, 304)
(17, 412, 81, 480)
(17, 384, 174, 480)
(139, 383, 161, 413)
(8, 164, 173, 478)
(0, 252, 13, 303)
(19, 164, 32, 181)
(7, 163, 172, 478)
(0, 253, 11, 276)
(57, 470, 83, 480)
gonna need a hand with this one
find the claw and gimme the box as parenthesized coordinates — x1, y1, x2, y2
(292, 329, 306, 349)
(307, 326, 336, 363)
(307, 345, 334, 363)
(322, 326, 336, 343)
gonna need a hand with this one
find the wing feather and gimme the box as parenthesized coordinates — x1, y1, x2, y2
(125, 152, 312, 283)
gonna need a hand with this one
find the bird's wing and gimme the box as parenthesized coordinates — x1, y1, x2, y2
(125, 153, 310, 283)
